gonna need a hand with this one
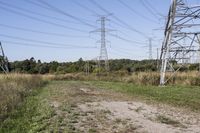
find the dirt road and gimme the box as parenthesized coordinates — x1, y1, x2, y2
(46, 81, 200, 133)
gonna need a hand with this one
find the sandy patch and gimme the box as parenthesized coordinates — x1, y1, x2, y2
(79, 101, 200, 133)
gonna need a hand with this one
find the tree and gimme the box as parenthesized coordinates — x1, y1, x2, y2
(49, 61, 59, 73)
(38, 63, 49, 74)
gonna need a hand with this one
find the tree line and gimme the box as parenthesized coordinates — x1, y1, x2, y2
(2, 57, 199, 74)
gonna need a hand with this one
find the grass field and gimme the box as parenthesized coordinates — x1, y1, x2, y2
(0, 73, 200, 132)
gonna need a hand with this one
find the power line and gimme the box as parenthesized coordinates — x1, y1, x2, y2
(24, 0, 93, 24)
(71, 0, 148, 45)
(0, 24, 89, 38)
(71, 0, 144, 43)
(113, 45, 142, 52)
(0, 1, 81, 25)
(111, 47, 136, 56)
(144, 0, 162, 17)
(1, 0, 148, 49)
(117, 0, 158, 23)
(109, 48, 145, 58)
(89, 0, 148, 38)
(109, 33, 148, 45)
(2, 40, 96, 49)
(0, 34, 95, 48)
(0, 5, 87, 33)
(36, 0, 97, 28)
(109, 50, 130, 58)
(72, 0, 134, 33)
(72, 0, 100, 16)
(41, 0, 147, 46)
(89, 0, 137, 31)
(23, 0, 51, 10)
(71, 0, 127, 30)
(1, 2, 146, 48)
(140, 0, 160, 19)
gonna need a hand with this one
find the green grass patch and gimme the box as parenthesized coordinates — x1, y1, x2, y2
(0, 86, 54, 133)
(88, 128, 97, 133)
(0, 74, 48, 121)
(87, 81, 200, 111)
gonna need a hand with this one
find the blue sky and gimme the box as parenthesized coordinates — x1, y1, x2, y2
(0, 0, 199, 62)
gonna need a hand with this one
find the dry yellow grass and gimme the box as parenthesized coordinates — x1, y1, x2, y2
(0, 74, 47, 121)
(124, 71, 200, 86)
(42, 71, 200, 86)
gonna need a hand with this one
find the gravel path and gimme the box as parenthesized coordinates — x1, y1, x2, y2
(48, 81, 200, 133)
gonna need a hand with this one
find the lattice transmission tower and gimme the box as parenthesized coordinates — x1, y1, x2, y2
(160, 0, 200, 85)
(149, 38, 153, 60)
(92, 16, 110, 71)
(0, 42, 9, 73)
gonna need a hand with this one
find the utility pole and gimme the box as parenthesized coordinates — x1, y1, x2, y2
(0, 42, 9, 73)
(91, 16, 110, 72)
(160, 0, 200, 85)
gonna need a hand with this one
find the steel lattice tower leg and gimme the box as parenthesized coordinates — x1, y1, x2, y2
(198, 36, 200, 72)
(0, 42, 9, 73)
(160, 0, 200, 85)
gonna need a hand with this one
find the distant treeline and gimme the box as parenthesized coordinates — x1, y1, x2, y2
(4, 57, 200, 74)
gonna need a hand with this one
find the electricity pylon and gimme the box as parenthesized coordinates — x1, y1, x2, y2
(160, 0, 200, 85)
(149, 38, 153, 60)
(91, 16, 110, 72)
(0, 42, 9, 73)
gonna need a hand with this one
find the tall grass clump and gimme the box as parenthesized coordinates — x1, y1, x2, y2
(124, 71, 200, 86)
(124, 72, 160, 85)
(0, 74, 47, 121)
(42, 71, 200, 86)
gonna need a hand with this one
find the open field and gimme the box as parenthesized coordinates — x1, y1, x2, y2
(1, 0, 200, 132)
(1, 79, 200, 133)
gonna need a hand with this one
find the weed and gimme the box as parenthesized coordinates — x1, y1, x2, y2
(88, 128, 97, 133)
(156, 115, 185, 128)
(114, 118, 122, 124)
